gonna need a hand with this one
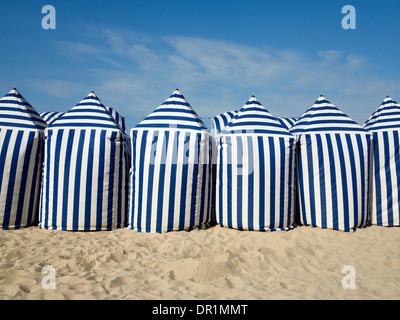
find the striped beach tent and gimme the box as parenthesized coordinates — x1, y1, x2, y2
(364, 96, 400, 226)
(0, 88, 47, 229)
(39, 91, 130, 231)
(40, 112, 65, 125)
(216, 95, 297, 231)
(276, 117, 298, 130)
(290, 95, 372, 232)
(129, 89, 213, 233)
(211, 110, 238, 135)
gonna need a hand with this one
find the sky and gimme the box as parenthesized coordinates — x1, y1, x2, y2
(1, 0, 400, 130)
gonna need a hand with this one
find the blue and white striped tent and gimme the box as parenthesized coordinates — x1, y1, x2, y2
(364, 96, 400, 227)
(39, 91, 130, 231)
(40, 112, 65, 125)
(290, 95, 372, 232)
(216, 95, 297, 231)
(129, 89, 213, 233)
(276, 117, 298, 130)
(0, 88, 47, 229)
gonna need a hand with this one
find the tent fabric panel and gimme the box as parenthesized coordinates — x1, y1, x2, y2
(211, 110, 238, 135)
(40, 112, 65, 125)
(215, 135, 297, 231)
(276, 117, 298, 130)
(370, 130, 400, 226)
(128, 129, 213, 233)
(297, 132, 371, 231)
(106, 107, 126, 132)
(39, 128, 129, 231)
(0, 129, 43, 229)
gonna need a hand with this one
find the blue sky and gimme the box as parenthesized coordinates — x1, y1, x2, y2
(1, 0, 400, 129)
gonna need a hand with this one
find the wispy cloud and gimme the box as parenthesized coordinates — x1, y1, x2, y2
(43, 27, 400, 127)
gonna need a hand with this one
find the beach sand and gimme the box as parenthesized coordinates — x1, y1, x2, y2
(0, 224, 399, 300)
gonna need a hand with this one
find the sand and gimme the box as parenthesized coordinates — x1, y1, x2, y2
(0, 224, 400, 300)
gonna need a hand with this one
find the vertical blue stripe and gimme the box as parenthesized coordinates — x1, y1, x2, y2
(257, 136, 265, 230)
(136, 131, 148, 231)
(179, 133, 190, 230)
(146, 133, 157, 232)
(287, 138, 295, 228)
(373, 132, 382, 225)
(73, 130, 86, 230)
(356, 134, 367, 226)
(335, 134, 349, 232)
(96, 130, 106, 230)
(156, 131, 169, 233)
(116, 134, 124, 228)
(345, 134, 359, 229)
(236, 136, 243, 230)
(383, 131, 394, 226)
(15, 131, 36, 228)
(226, 136, 233, 228)
(167, 131, 179, 232)
(247, 136, 254, 230)
(356, 135, 372, 222)
(27, 133, 43, 226)
(3, 131, 24, 228)
(107, 131, 117, 230)
(278, 137, 286, 228)
(84, 130, 95, 230)
(297, 136, 307, 225)
(268, 136, 276, 229)
(315, 134, 327, 229)
(325, 134, 338, 230)
(305, 134, 316, 227)
(218, 136, 224, 226)
(62, 130, 75, 230)
(393, 131, 400, 226)
(189, 133, 201, 229)
(43, 130, 53, 229)
(129, 131, 138, 229)
(51, 130, 63, 229)
(0, 130, 12, 226)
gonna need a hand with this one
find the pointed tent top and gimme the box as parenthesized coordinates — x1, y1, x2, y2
(0, 87, 47, 130)
(134, 89, 208, 131)
(290, 95, 366, 134)
(363, 96, 400, 132)
(222, 95, 293, 136)
(49, 91, 122, 130)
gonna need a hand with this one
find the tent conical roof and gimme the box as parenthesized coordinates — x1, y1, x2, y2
(134, 89, 208, 131)
(222, 95, 292, 136)
(363, 96, 400, 132)
(0, 87, 47, 130)
(50, 91, 122, 130)
(290, 95, 366, 134)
